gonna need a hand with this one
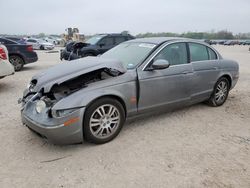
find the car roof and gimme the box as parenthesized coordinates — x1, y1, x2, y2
(125, 37, 187, 44)
(126, 37, 215, 47)
(95, 33, 133, 37)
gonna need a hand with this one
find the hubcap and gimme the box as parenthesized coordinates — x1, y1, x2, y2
(10, 57, 22, 70)
(89, 104, 120, 139)
(215, 81, 228, 103)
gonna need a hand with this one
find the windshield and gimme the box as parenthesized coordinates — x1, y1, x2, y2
(86, 35, 106, 45)
(101, 42, 156, 69)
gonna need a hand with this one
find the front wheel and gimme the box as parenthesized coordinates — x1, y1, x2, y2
(207, 77, 230, 107)
(83, 98, 125, 144)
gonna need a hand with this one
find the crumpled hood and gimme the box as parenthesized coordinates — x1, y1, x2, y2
(31, 56, 127, 93)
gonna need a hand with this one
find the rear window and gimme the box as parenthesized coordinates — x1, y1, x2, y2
(207, 47, 217, 60)
(0, 38, 17, 45)
(189, 43, 209, 62)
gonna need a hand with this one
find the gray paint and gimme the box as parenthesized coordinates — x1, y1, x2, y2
(20, 37, 239, 144)
(32, 56, 126, 93)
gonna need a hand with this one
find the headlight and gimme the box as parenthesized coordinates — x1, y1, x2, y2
(51, 108, 79, 118)
(35, 100, 46, 113)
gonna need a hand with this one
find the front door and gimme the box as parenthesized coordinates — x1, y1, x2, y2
(137, 42, 193, 113)
(97, 37, 115, 54)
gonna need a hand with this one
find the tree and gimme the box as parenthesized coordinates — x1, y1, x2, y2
(38, 33, 46, 38)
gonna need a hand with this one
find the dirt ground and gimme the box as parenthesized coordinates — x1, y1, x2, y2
(0, 45, 249, 188)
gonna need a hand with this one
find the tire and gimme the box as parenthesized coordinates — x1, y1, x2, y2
(83, 97, 125, 144)
(207, 77, 230, 107)
(40, 45, 45, 50)
(9, 55, 24, 71)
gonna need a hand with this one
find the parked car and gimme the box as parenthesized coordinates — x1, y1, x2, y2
(5, 37, 21, 42)
(43, 36, 61, 45)
(25, 38, 55, 50)
(0, 37, 38, 71)
(218, 40, 226, 45)
(20, 37, 239, 145)
(0, 45, 14, 79)
(5, 37, 27, 44)
(242, 40, 250, 45)
(60, 33, 135, 60)
(204, 39, 217, 45)
(224, 40, 239, 45)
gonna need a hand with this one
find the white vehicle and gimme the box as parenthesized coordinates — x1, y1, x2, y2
(0, 45, 14, 79)
(43, 36, 62, 45)
(25, 38, 55, 50)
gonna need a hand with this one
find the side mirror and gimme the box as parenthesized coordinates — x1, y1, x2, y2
(151, 59, 170, 70)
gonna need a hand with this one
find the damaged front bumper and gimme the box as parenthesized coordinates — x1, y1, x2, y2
(21, 96, 85, 144)
(60, 49, 79, 61)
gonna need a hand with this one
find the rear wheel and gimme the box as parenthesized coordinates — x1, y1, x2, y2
(9, 55, 24, 71)
(207, 77, 230, 107)
(83, 97, 125, 144)
(40, 45, 45, 50)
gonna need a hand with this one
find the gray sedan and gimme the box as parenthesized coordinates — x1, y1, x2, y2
(20, 37, 239, 144)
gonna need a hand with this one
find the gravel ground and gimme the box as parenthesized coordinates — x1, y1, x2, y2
(0, 46, 249, 188)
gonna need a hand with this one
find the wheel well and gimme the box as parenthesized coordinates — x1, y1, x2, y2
(9, 53, 24, 63)
(220, 75, 232, 89)
(82, 95, 127, 141)
(86, 95, 127, 117)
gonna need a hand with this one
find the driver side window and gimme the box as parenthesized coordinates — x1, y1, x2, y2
(99, 37, 114, 46)
(154, 43, 188, 66)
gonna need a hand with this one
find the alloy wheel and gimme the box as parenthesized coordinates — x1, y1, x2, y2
(9, 56, 23, 71)
(214, 80, 228, 104)
(89, 104, 120, 139)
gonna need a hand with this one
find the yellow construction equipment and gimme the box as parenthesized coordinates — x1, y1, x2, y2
(61, 28, 85, 46)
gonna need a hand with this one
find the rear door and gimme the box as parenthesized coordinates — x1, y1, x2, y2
(188, 42, 220, 102)
(137, 42, 193, 112)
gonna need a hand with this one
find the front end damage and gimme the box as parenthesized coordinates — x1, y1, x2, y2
(19, 58, 126, 144)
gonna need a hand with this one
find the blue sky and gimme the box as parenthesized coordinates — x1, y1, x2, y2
(1, 0, 250, 35)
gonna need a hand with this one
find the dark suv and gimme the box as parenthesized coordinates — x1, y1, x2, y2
(60, 33, 135, 61)
(0, 37, 38, 71)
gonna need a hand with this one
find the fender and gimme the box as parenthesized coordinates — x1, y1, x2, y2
(52, 83, 138, 117)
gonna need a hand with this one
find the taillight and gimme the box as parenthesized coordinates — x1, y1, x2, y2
(0, 47, 7, 60)
(27, 45, 33, 52)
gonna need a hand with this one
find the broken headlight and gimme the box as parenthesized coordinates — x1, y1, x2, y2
(27, 80, 37, 92)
